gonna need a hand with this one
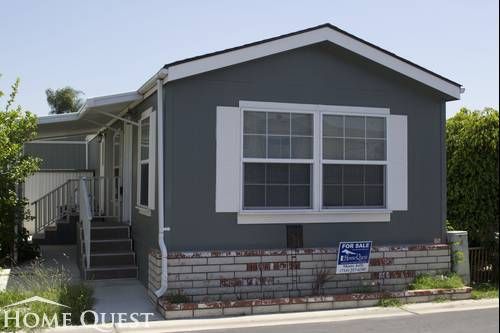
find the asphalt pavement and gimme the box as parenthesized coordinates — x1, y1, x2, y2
(184, 307, 498, 333)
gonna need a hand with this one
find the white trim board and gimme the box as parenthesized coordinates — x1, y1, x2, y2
(238, 211, 391, 224)
(166, 26, 461, 99)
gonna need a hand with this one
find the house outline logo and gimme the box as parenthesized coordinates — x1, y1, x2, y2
(341, 249, 357, 256)
(2, 296, 70, 309)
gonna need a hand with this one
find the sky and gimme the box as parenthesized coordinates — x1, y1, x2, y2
(1, 0, 498, 118)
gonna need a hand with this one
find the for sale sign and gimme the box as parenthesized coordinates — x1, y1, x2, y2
(336, 241, 372, 274)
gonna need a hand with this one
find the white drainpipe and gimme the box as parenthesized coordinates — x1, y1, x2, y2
(155, 69, 169, 297)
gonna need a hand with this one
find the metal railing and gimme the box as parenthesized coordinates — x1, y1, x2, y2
(31, 176, 122, 235)
(32, 179, 79, 234)
(79, 178, 93, 269)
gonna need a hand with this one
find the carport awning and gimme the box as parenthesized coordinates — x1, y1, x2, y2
(36, 91, 142, 139)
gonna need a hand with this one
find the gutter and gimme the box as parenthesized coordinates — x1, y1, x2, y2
(154, 68, 169, 297)
(138, 68, 169, 95)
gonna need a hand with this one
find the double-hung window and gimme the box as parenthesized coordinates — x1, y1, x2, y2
(215, 101, 407, 223)
(243, 111, 314, 210)
(322, 115, 386, 208)
(137, 108, 156, 211)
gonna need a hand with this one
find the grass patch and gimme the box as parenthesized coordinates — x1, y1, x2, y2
(0, 261, 94, 331)
(378, 298, 402, 307)
(471, 283, 499, 299)
(409, 273, 464, 290)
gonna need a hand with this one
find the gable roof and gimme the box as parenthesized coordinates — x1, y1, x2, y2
(158, 23, 462, 99)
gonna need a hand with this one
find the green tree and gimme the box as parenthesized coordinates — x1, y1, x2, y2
(45, 86, 84, 114)
(0, 75, 40, 264)
(447, 107, 499, 247)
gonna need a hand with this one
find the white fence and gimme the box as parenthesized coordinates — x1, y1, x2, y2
(24, 170, 93, 233)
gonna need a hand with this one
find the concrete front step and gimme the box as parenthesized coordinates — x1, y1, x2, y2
(86, 252, 136, 267)
(88, 239, 133, 253)
(84, 265, 138, 280)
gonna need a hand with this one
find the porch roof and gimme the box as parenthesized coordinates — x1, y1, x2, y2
(37, 91, 141, 139)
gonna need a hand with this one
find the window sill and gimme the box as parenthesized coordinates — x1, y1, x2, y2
(136, 206, 153, 217)
(237, 209, 391, 224)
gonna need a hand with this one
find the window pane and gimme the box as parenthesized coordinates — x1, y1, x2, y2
(323, 115, 343, 137)
(365, 165, 384, 185)
(343, 185, 364, 206)
(291, 114, 313, 135)
(268, 112, 290, 135)
(140, 117, 150, 160)
(114, 144, 120, 166)
(343, 165, 364, 184)
(267, 136, 290, 158)
(244, 111, 266, 134)
(345, 138, 365, 160)
(244, 185, 265, 207)
(290, 185, 310, 207)
(291, 136, 312, 159)
(322, 164, 385, 208)
(244, 135, 266, 158)
(365, 185, 384, 206)
(366, 117, 386, 138)
(140, 163, 149, 206)
(366, 139, 386, 160)
(266, 185, 289, 207)
(345, 116, 365, 138)
(323, 185, 342, 206)
(244, 163, 265, 184)
(267, 164, 289, 184)
(243, 163, 311, 209)
(323, 138, 343, 159)
(323, 165, 342, 185)
(290, 164, 310, 184)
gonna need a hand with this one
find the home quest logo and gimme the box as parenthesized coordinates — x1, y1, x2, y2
(1, 296, 154, 331)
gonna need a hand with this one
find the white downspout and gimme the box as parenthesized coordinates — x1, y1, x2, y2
(155, 69, 169, 297)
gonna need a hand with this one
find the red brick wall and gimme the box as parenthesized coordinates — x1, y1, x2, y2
(149, 244, 450, 303)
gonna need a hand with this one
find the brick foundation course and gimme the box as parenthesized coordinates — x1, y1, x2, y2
(149, 244, 451, 303)
(158, 287, 472, 319)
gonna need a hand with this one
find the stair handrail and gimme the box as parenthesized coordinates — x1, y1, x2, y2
(79, 177, 93, 269)
(32, 179, 79, 234)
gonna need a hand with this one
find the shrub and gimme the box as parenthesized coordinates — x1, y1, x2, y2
(446, 108, 499, 248)
(0, 261, 94, 330)
(409, 273, 464, 290)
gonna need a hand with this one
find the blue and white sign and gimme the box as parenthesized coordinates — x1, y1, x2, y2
(336, 241, 372, 274)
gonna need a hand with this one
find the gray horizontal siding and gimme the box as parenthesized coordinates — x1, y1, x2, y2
(25, 142, 87, 170)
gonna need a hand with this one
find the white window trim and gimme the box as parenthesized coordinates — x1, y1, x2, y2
(237, 100, 391, 224)
(136, 107, 156, 213)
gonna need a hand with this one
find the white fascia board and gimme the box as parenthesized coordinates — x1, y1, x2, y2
(37, 91, 141, 125)
(37, 112, 80, 124)
(166, 27, 461, 99)
(85, 91, 141, 108)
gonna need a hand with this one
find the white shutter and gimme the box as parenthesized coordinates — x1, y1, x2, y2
(387, 115, 408, 211)
(216, 106, 241, 212)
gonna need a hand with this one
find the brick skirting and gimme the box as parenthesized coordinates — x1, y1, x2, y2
(148, 244, 451, 304)
(158, 287, 472, 319)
